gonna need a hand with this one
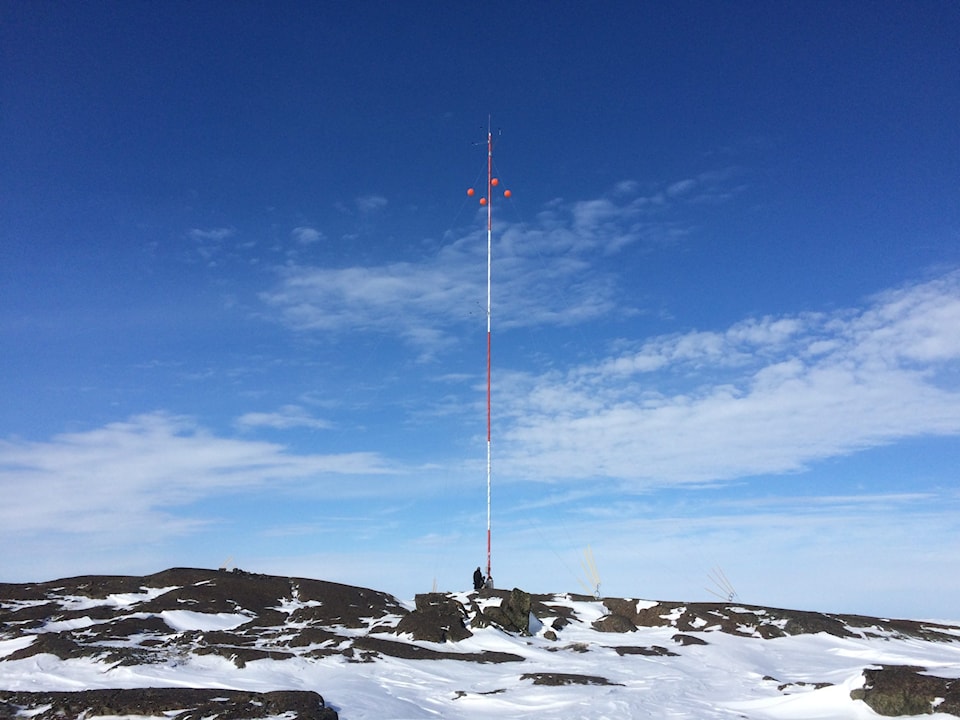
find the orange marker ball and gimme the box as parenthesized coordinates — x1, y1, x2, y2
(504, 189, 512, 198)
(491, 178, 499, 186)
(479, 197, 487, 206)
(467, 188, 475, 196)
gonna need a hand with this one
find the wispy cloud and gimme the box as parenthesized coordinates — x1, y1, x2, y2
(667, 178, 697, 197)
(291, 226, 323, 245)
(0, 413, 396, 542)
(259, 236, 612, 352)
(188, 227, 235, 242)
(236, 405, 332, 431)
(187, 227, 240, 265)
(356, 194, 388, 213)
(260, 260, 472, 353)
(259, 180, 723, 349)
(495, 271, 960, 486)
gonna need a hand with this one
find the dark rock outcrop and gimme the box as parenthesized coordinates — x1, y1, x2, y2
(600, 598, 960, 643)
(354, 635, 523, 663)
(851, 665, 960, 717)
(5, 632, 86, 661)
(477, 588, 533, 635)
(612, 645, 678, 657)
(1, 567, 410, 670)
(0, 689, 337, 720)
(520, 672, 623, 686)
(592, 614, 637, 633)
(394, 593, 472, 642)
(672, 633, 708, 646)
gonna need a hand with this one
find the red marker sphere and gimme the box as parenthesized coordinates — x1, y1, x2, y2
(491, 178, 499, 187)
(479, 197, 487, 206)
(467, 188, 475, 196)
(503, 189, 512, 198)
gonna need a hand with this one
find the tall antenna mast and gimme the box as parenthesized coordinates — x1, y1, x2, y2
(467, 117, 511, 588)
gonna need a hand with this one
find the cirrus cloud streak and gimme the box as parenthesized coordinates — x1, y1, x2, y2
(0, 412, 397, 540)
(497, 271, 960, 486)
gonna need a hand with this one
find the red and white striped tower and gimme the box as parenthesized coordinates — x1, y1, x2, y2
(467, 120, 511, 587)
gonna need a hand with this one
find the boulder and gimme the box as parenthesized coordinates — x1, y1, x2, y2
(851, 665, 960, 717)
(480, 588, 534, 635)
(394, 593, 471, 643)
(468, 599, 489, 629)
(592, 614, 637, 633)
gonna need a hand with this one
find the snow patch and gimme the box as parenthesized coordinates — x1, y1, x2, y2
(159, 610, 252, 632)
(52, 587, 178, 611)
(42, 616, 99, 632)
(0, 636, 35, 659)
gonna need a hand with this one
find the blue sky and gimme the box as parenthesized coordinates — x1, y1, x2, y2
(2, 1, 959, 618)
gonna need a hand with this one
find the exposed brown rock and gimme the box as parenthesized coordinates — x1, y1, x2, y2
(592, 614, 637, 633)
(851, 665, 960, 717)
(0, 689, 337, 720)
(520, 672, 622, 686)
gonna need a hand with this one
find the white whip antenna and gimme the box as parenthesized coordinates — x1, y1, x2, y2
(578, 545, 602, 599)
(705, 566, 739, 602)
(467, 117, 511, 588)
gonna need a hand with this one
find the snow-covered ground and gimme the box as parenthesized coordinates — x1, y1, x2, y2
(5, 622, 960, 719)
(2, 570, 958, 719)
